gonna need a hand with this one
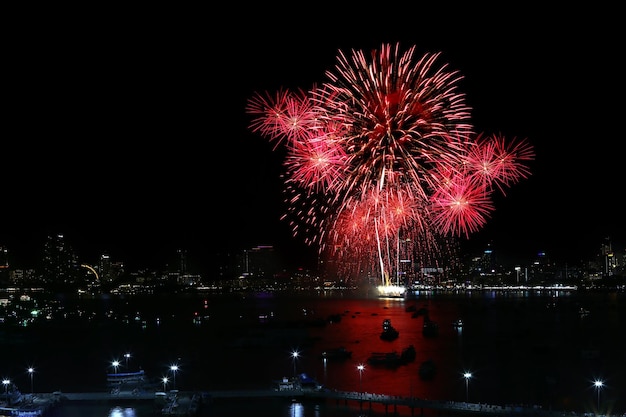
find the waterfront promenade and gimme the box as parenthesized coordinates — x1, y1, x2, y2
(205, 388, 574, 416)
(5, 388, 625, 416)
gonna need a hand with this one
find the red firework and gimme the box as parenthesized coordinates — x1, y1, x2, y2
(247, 42, 534, 283)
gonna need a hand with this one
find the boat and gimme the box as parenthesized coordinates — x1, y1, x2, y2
(380, 318, 399, 341)
(411, 307, 428, 318)
(422, 317, 439, 337)
(367, 351, 404, 367)
(107, 369, 146, 386)
(400, 344, 416, 362)
(377, 284, 406, 298)
(320, 346, 352, 360)
(418, 359, 436, 379)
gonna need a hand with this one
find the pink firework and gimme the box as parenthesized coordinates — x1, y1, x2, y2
(429, 174, 495, 238)
(247, 87, 321, 149)
(464, 133, 535, 195)
(247, 42, 534, 284)
(284, 121, 349, 193)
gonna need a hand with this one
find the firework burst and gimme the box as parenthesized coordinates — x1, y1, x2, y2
(247, 42, 534, 285)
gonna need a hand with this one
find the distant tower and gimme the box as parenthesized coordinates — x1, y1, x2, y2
(99, 253, 113, 283)
(0, 246, 8, 283)
(0, 246, 8, 269)
(601, 237, 615, 277)
(177, 249, 187, 275)
(41, 233, 80, 287)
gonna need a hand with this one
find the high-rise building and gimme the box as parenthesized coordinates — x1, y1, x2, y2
(41, 233, 80, 288)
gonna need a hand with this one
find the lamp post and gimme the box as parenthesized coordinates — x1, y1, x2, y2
(162, 377, 169, 392)
(357, 364, 365, 392)
(124, 353, 131, 369)
(463, 372, 472, 402)
(28, 368, 34, 395)
(291, 350, 299, 379)
(2, 379, 9, 404)
(112, 360, 120, 374)
(170, 365, 178, 390)
(515, 266, 521, 285)
(594, 380, 603, 412)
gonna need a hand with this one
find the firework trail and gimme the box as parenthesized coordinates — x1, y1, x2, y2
(247, 42, 534, 286)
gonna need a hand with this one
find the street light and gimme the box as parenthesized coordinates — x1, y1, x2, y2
(170, 364, 179, 390)
(124, 353, 131, 369)
(515, 266, 521, 285)
(291, 350, 299, 379)
(112, 360, 120, 374)
(162, 377, 169, 392)
(594, 380, 603, 412)
(357, 364, 365, 392)
(463, 372, 472, 402)
(2, 379, 10, 404)
(27, 368, 34, 395)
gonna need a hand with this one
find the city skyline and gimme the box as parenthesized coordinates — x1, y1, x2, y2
(2, 6, 623, 274)
(0, 231, 621, 281)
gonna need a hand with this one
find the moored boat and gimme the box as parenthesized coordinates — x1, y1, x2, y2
(380, 318, 399, 341)
(419, 359, 436, 379)
(411, 307, 428, 318)
(367, 351, 404, 367)
(422, 317, 439, 337)
(400, 344, 416, 362)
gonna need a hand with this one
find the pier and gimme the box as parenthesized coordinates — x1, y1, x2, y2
(204, 388, 610, 416)
(4, 388, 619, 417)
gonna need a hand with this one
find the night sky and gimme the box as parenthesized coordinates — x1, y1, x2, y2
(2, 5, 623, 273)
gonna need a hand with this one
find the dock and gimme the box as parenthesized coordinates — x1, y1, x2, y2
(4, 388, 617, 417)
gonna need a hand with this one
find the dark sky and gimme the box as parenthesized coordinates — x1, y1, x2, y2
(2, 5, 623, 273)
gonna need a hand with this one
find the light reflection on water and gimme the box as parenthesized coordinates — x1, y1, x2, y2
(109, 406, 138, 417)
(47, 404, 152, 417)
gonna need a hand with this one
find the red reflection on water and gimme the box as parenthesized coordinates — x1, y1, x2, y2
(293, 297, 463, 402)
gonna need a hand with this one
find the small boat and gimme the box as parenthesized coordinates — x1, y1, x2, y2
(419, 359, 436, 379)
(367, 351, 403, 367)
(411, 307, 428, 318)
(320, 346, 352, 360)
(400, 344, 416, 362)
(380, 318, 399, 341)
(422, 317, 439, 337)
(327, 313, 343, 323)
